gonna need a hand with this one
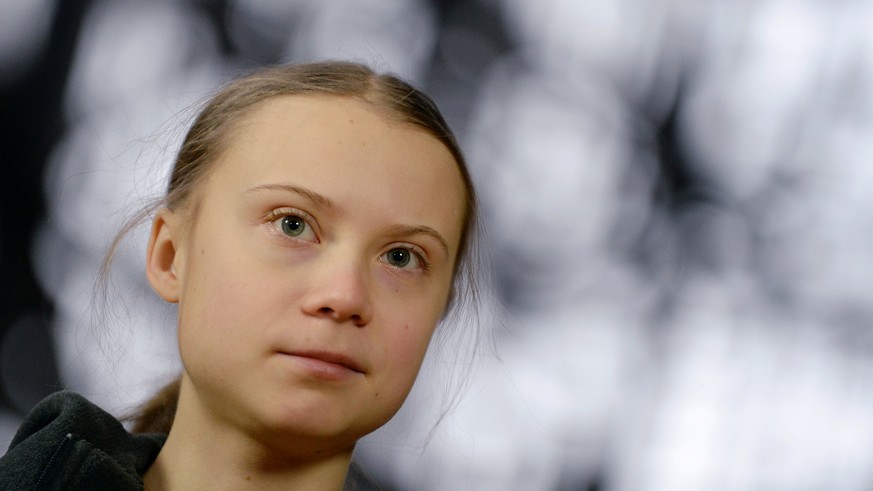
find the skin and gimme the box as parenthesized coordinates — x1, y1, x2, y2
(143, 95, 466, 490)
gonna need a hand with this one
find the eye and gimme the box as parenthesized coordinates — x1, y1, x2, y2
(280, 215, 306, 236)
(267, 210, 317, 242)
(381, 247, 426, 271)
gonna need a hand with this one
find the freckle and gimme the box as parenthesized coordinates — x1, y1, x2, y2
(245, 476, 251, 481)
(200, 249, 204, 255)
(404, 324, 409, 331)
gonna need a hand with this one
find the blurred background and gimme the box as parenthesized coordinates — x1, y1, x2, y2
(3, 0, 873, 489)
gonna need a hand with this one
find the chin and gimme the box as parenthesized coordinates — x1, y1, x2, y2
(256, 403, 374, 448)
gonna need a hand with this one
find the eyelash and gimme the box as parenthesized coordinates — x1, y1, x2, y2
(261, 208, 431, 273)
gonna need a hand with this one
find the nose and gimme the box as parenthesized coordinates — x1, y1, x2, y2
(300, 253, 373, 327)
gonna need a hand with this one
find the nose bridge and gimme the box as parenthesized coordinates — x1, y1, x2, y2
(303, 244, 373, 326)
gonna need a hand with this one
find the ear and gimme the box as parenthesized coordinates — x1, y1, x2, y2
(146, 209, 183, 303)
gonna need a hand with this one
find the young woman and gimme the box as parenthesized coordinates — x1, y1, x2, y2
(0, 61, 478, 490)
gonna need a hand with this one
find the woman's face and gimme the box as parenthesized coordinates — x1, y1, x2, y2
(159, 95, 466, 453)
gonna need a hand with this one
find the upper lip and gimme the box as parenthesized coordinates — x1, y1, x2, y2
(279, 349, 366, 374)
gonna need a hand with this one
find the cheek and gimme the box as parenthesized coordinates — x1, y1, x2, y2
(388, 277, 453, 366)
(177, 267, 240, 376)
(375, 304, 443, 394)
(176, 249, 280, 369)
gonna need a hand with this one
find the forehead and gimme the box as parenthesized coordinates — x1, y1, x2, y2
(204, 95, 467, 249)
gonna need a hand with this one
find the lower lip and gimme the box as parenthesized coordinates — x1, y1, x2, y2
(280, 354, 362, 382)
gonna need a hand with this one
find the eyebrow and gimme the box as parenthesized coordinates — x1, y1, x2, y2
(243, 183, 338, 211)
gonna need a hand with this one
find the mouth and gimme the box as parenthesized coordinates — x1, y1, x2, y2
(277, 350, 366, 379)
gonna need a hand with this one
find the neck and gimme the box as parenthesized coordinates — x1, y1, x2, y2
(143, 379, 354, 491)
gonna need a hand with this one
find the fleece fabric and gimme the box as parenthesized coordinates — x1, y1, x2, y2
(0, 391, 163, 490)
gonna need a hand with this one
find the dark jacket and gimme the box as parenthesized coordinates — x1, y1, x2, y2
(0, 391, 379, 490)
(0, 391, 164, 490)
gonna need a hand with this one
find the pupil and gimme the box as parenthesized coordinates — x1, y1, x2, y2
(281, 216, 304, 236)
(388, 249, 410, 267)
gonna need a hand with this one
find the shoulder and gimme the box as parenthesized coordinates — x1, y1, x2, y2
(7, 391, 109, 443)
(0, 391, 165, 490)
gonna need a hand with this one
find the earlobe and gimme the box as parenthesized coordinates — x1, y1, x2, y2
(146, 210, 183, 303)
